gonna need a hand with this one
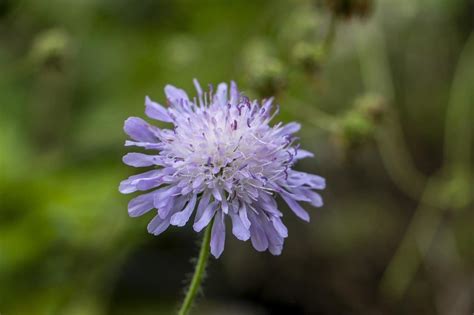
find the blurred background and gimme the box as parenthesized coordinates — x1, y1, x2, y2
(1, 0, 473, 314)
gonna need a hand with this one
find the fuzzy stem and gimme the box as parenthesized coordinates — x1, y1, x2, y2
(178, 219, 214, 315)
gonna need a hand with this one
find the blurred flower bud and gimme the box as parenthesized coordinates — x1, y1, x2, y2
(335, 108, 374, 152)
(332, 93, 386, 158)
(354, 93, 387, 124)
(281, 6, 336, 77)
(242, 40, 286, 97)
(324, 0, 374, 19)
(280, 6, 324, 44)
(29, 29, 73, 72)
(291, 41, 326, 75)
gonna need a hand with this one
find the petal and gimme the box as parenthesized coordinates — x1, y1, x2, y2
(280, 193, 310, 222)
(248, 211, 268, 252)
(230, 212, 250, 241)
(194, 191, 211, 223)
(168, 196, 188, 218)
(147, 214, 171, 236)
(124, 140, 163, 150)
(145, 96, 173, 122)
(280, 187, 311, 203)
(128, 192, 155, 217)
(210, 211, 226, 258)
(170, 194, 197, 227)
(257, 195, 282, 216)
(154, 186, 181, 218)
(119, 169, 170, 194)
(288, 171, 326, 190)
(275, 122, 301, 136)
(193, 78, 203, 96)
(119, 170, 162, 194)
(214, 82, 228, 106)
(262, 97, 274, 111)
(180, 184, 193, 195)
(135, 176, 168, 191)
(260, 98, 275, 119)
(165, 85, 189, 103)
(239, 204, 251, 229)
(270, 216, 288, 238)
(295, 149, 314, 160)
(156, 195, 187, 220)
(193, 201, 217, 232)
(303, 190, 323, 207)
(212, 187, 223, 201)
(230, 81, 239, 106)
(192, 175, 205, 189)
(154, 186, 180, 208)
(261, 217, 284, 255)
(268, 242, 283, 255)
(221, 198, 229, 214)
(122, 153, 164, 167)
(124, 117, 159, 142)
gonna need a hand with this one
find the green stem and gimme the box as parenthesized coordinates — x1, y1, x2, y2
(322, 13, 337, 54)
(178, 219, 214, 315)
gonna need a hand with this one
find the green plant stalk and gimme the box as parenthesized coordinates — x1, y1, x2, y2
(379, 178, 442, 299)
(322, 13, 337, 55)
(355, 21, 429, 202)
(443, 33, 473, 180)
(178, 218, 214, 315)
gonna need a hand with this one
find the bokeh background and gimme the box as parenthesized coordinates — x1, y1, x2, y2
(1, 0, 473, 314)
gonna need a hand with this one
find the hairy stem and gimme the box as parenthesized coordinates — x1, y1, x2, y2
(178, 219, 214, 315)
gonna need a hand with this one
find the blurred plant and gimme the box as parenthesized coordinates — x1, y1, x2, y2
(332, 93, 387, 158)
(0, 167, 135, 315)
(291, 41, 327, 76)
(25, 28, 78, 154)
(242, 39, 287, 97)
(245, 1, 472, 311)
(280, 5, 328, 76)
(280, 4, 337, 77)
(290, 9, 473, 307)
(1, 24, 135, 315)
(29, 28, 74, 72)
(355, 20, 473, 309)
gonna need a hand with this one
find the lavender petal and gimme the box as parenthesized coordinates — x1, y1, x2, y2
(145, 96, 173, 122)
(210, 211, 226, 258)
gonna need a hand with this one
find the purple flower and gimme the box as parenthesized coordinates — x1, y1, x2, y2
(120, 80, 325, 258)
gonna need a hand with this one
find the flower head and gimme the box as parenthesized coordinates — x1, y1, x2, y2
(120, 80, 325, 258)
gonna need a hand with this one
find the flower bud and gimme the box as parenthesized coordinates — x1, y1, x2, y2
(242, 40, 286, 97)
(325, 0, 374, 19)
(332, 94, 386, 158)
(29, 29, 73, 72)
(291, 41, 326, 75)
(354, 93, 387, 124)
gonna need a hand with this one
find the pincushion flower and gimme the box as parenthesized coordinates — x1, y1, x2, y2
(119, 79, 325, 258)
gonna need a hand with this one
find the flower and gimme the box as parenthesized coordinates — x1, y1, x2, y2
(119, 79, 325, 258)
